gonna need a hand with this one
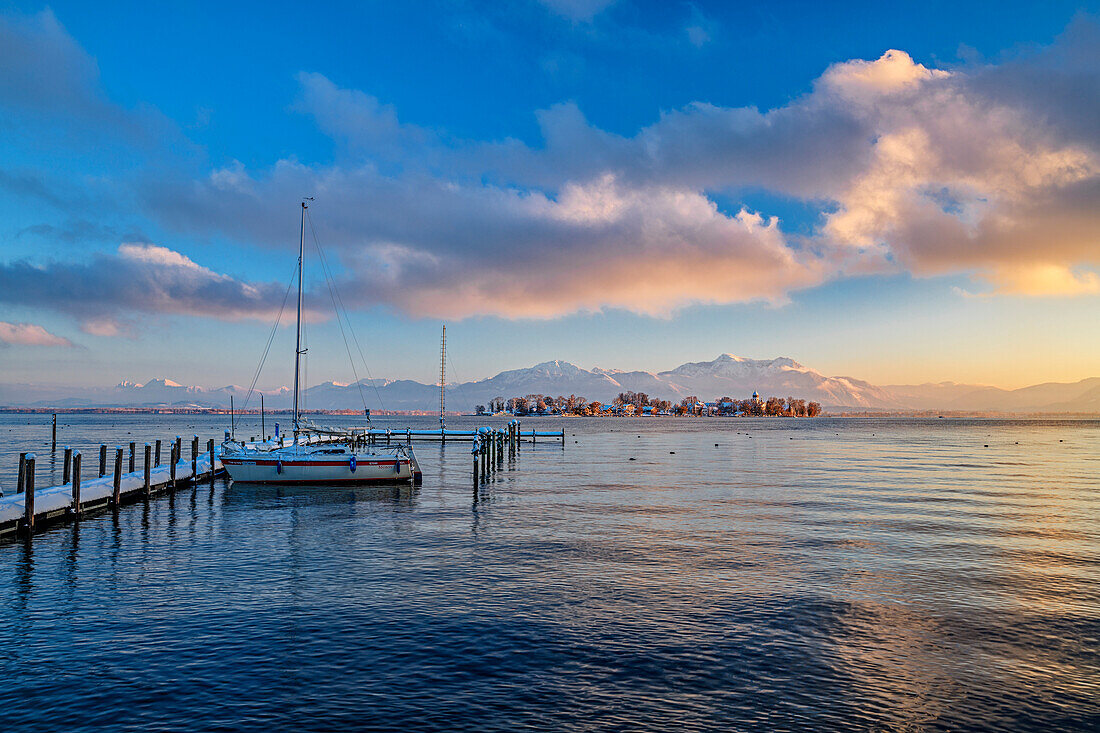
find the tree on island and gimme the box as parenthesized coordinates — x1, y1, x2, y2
(491, 390, 821, 417)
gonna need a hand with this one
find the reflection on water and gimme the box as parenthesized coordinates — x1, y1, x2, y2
(225, 481, 419, 509)
(0, 415, 1097, 731)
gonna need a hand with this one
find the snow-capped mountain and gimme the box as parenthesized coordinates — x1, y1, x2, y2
(654, 354, 905, 408)
(2, 355, 1098, 413)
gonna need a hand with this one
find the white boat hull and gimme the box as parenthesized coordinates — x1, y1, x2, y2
(221, 453, 416, 484)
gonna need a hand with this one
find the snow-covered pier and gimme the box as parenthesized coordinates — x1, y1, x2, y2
(2, 420, 563, 540)
(0, 437, 230, 539)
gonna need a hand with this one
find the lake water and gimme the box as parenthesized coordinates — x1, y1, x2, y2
(1, 414, 1098, 731)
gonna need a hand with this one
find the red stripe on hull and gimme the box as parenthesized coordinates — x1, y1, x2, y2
(222, 460, 405, 468)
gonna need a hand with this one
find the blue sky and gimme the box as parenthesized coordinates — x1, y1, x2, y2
(1, 0, 1098, 390)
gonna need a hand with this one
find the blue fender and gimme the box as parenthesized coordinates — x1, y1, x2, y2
(276, 460, 283, 474)
(349, 455, 357, 473)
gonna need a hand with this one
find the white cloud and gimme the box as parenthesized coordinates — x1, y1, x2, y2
(0, 321, 74, 347)
(4, 9, 1099, 331)
(0, 243, 324, 333)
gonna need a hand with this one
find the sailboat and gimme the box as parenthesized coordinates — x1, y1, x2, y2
(220, 200, 421, 484)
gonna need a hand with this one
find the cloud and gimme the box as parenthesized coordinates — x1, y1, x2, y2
(346, 175, 825, 318)
(16, 219, 147, 244)
(812, 39, 1099, 295)
(0, 8, 184, 160)
(979, 264, 1100, 296)
(0, 9, 103, 119)
(0, 321, 74, 347)
(144, 158, 828, 318)
(161, 27, 1097, 318)
(684, 5, 716, 48)
(4, 9, 1099, 331)
(0, 243, 320, 334)
(293, 72, 431, 159)
(818, 49, 949, 104)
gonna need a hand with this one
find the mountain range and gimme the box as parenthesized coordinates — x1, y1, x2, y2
(2, 354, 1097, 414)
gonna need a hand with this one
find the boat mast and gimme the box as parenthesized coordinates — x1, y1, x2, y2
(293, 199, 311, 429)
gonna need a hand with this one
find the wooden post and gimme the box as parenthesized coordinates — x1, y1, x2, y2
(63, 446, 72, 484)
(17, 452, 27, 493)
(472, 443, 479, 489)
(175, 436, 182, 463)
(155, 439, 162, 467)
(192, 435, 199, 478)
(99, 444, 107, 477)
(561, 430, 565, 448)
(407, 428, 411, 443)
(21, 454, 35, 536)
(112, 447, 123, 507)
(169, 443, 177, 489)
(129, 442, 136, 473)
(144, 443, 151, 496)
(208, 439, 215, 482)
(51, 413, 57, 451)
(71, 452, 82, 517)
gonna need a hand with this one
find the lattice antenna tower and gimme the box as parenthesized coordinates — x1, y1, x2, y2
(435, 323, 440, 431)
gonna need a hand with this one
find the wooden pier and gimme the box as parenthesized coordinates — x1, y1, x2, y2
(2, 419, 564, 540)
(1, 436, 225, 539)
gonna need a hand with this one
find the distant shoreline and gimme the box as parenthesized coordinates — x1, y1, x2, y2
(1, 407, 1097, 419)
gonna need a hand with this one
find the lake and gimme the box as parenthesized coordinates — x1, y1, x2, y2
(1, 414, 1097, 731)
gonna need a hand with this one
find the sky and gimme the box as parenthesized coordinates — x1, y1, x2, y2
(0, 0, 1098, 390)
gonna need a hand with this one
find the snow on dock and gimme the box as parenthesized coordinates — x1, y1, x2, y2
(2, 419, 564, 540)
(0, 446, 225, 539)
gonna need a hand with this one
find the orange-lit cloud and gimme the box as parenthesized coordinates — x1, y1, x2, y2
(3, 10, 1098, 327)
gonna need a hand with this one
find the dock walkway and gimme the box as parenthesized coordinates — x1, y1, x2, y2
(2, 423, 564, 540)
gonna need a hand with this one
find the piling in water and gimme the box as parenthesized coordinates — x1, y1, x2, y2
(112, 447, 123, 507)
(21, 454, 35, 536)
(63, 446, 72, 485)
(99, 445, 107, 477)
(71, 452, 82, 517)
(144, 444, 151, 496)
(17, 452, 26, 494)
